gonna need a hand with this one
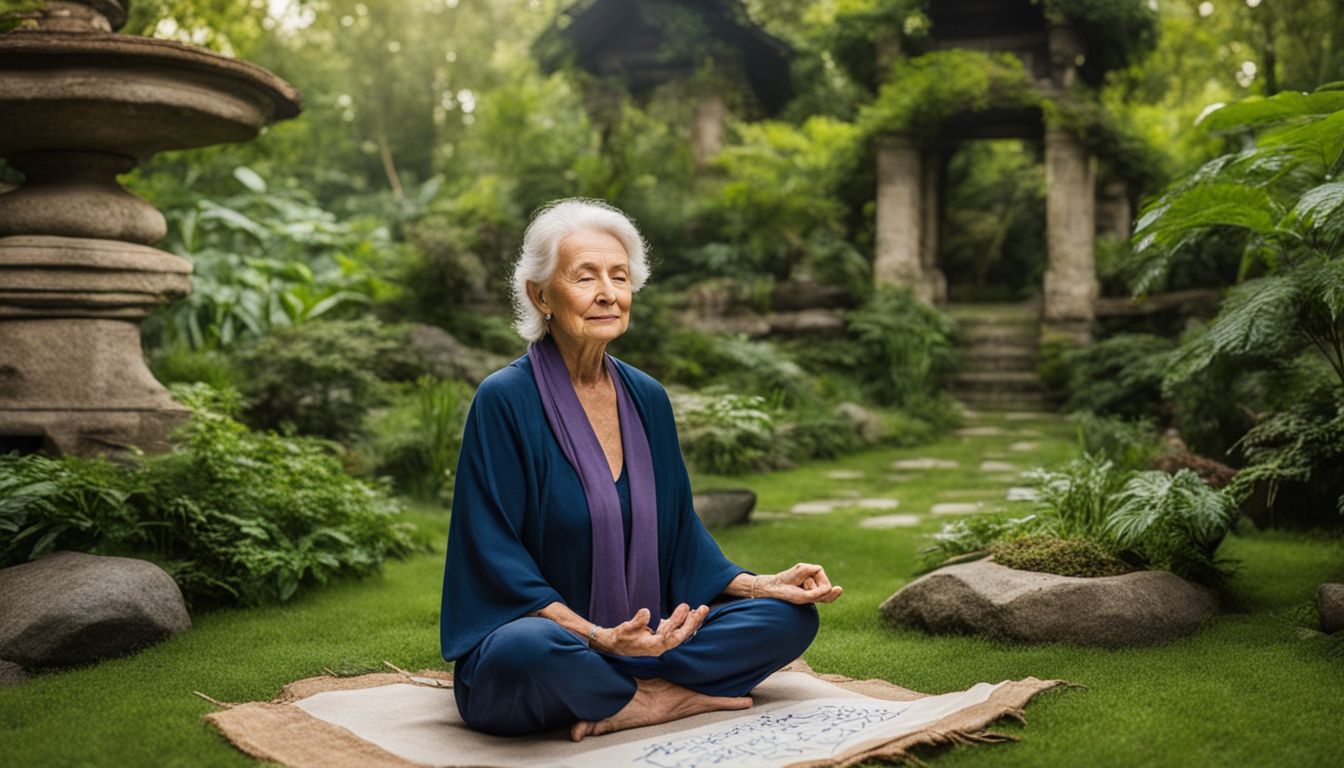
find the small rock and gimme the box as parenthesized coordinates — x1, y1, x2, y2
(886, 474, 916, 483)
(881, 560, 1217, 647)
(0, 551, 191, 668)
(692, 489, 756, 528)
(892, 458, 960, 470)
(1006, 487, 1040, 502)
(930, 502, 983, 515)
(825, 469, 866, 480)
(857, 498, 900, 510)
(0, 660, 26, 686)
(836, 489, 863, 498)
(988, 473, 1021, 484)
(860, 514, 922, 529)
(979, 460, 1017, 472)
(405, 324, 511, 385)
(834, 403, 888, 444)
(1009, 441, 1039, 452)
(1319, 583, 1344, 634)
(791, 501, 839, 515)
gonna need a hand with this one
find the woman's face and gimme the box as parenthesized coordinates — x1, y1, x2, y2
(532, 229, 633, 348)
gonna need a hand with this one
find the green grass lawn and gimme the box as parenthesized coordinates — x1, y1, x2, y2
(2, 412, 1341, 767)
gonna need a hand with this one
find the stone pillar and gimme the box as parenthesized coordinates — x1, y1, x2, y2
(692, 93, 727, 167)
(874, 136, 944, 303)
(1043, 129, 1098, 337)
(919, 152, 947, 303)
(1095, 179, 1132, 241)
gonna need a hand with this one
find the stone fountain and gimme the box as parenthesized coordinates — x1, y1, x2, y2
(0, 0, 301, 456)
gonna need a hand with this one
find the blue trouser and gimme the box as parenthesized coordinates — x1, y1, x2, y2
(453, 598, 819, 736)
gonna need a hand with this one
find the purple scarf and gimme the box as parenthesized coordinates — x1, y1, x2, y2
(528, 335, 661, 628)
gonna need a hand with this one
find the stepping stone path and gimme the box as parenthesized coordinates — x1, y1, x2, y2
(955, 426, 1007, 437)
(825, 470, 866, 480)
(930, 502, 983, 515)
(790, 501, 841, 515)
(1006, 487, 1040, 502)
(886, 474, 916, 483)
(892, 458, 960, 470)
(1009, 441, 1039, 452)
(979, 460, 1017, 472)
(859, 514, 922, 529)
(988, 473, 1021, 484)
(857, 498, 901, 510)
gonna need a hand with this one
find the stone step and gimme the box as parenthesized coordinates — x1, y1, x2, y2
(960, 349, 1038, 373)
(957, 323, 1041, 344)
(955, 393, 1052, 411)
(951, 370, 1044, 393)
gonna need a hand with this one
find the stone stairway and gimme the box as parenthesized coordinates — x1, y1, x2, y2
(946, 304, 1049, 411)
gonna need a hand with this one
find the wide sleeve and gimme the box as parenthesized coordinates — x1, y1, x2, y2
(439, 378, 565, 662)
(650, 385, 748, 609)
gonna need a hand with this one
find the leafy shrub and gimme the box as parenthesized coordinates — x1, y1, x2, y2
(777, 412, 864, 463)
(1062, 334, 1176, 421)
(1072, 412, 1162, 471)
(928, 454, 1237, 584)
(139, 384, 419, 605)
(0, 454, 142, 567)
(1228, 396, 1344, 528)
(232, 317, 423, 441)
(845, 287, 957, 407)
(0, 385, 420, 607)
(1109, 469, 1238, 584)
(988, 535, 1134, 578)
(675, 391, 779, 475)
(147, 346, 237, 390)
(144, 167, 398, 351)
(361, 377, 472, 502)
(1023, 454, 1127, 540)
(919, 513, 1040, 571)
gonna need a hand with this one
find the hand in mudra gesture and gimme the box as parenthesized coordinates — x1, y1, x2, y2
(592, 602, 708, 657)
(755, 562, 843, 604)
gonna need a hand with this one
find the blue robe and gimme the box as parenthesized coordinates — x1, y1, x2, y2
(439, 353, 817, 735)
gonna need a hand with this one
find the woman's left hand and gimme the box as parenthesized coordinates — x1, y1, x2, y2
(755, 563, 843, 605)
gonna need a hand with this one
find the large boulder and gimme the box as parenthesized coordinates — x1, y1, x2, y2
(692, 489, 756, 528)
(880, 559, 1216, 648)
(0, 551, 191, 668)
(1319, 583, 1344, 634)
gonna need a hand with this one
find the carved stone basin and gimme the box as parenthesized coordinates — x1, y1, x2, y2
(0, 32, 301, 160)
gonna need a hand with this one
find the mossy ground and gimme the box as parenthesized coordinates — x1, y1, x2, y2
(2, 412, 1341, 767)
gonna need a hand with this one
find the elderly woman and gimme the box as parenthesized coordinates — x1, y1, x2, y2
(440, 198, 842, 741)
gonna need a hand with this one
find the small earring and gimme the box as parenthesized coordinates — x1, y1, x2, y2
(544, 313, 552, 322)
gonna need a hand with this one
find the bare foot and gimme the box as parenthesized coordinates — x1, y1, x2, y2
(570, 678, 752, 742)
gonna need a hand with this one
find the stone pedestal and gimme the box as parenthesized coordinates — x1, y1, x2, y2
(0, 0, 300, 456)
(875, 136, 945, 303)
(1043, 129, 1097, 333)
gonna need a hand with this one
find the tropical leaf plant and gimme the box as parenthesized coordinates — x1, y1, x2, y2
(144, 167, 399, 351)
(1132, 88, 1344, 396)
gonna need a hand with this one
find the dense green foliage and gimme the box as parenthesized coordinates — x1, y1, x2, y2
(231, 318, 423, 441)
(0, 386, 419, 607)
(926, 454, 1237, 584)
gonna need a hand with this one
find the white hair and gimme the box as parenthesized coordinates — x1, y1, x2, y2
(511, 198, 651, 342)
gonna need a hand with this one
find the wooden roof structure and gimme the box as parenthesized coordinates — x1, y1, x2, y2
(534, 0, 793, 114)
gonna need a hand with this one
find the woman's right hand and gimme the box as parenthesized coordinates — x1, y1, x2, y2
(591, 603, 708, 657)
